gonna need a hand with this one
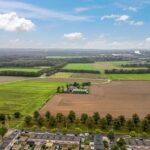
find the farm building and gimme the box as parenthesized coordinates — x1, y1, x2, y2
(72, 88, 89, 94)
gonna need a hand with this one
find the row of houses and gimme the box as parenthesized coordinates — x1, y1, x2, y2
(0, 130, 20, 150)
(126, 138, 150, 150)
(1, 130, 150, 150)
(28, 132, 80, 149)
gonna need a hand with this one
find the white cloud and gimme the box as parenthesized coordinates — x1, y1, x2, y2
(125, 7, 137, 12)
(0, 12, 35, 32)
(129, 21, 144, 26)
(0, 0, 90, 21)
(116, 15, 129, 21)
(74, 6, 102, 13)
(101, 14, 129, 22)
(64, 32, 84, 40)
(101, 14, 144, 26)
(145, 37, 150, 42)
(75, 7, 91, 13)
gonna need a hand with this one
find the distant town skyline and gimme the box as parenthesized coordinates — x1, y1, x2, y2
(0, 0, 150, 49)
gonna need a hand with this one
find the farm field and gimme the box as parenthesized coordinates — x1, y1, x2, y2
(106, 74, 150, 80)
(61, 61, 150, 80)
(40, 81, 150, 118)
(0, 67, 41, 72)
(63, 61, 147, 72)
(0, 76, 29, 84)
(50, 72, 73, 78)
(63, 63, 96, 70)
(50, 72, 100, 79)
(0, 66, 51, 73)
(0, 79, 65, 116)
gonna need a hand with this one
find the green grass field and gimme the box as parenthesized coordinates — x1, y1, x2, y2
(0, 68, 41, 72)
(63, 63, 96, 70)
(0, 66, 51, 73)
(63, 61, 138, 72)
(0, 79, 65, 116)
(106, 74, 150, 80)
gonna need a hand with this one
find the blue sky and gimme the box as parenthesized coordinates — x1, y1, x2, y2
(0, 0, 150, 49)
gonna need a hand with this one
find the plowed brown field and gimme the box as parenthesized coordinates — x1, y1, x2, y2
(40, 81, 150, 118)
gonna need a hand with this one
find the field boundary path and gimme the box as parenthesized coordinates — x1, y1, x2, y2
(47, 77, 110, 85)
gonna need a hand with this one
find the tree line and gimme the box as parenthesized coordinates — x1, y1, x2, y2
(0, 111, 150, 142)
(18, 111, 150, 135)
(121, 63, 150, 68)
(60, 69, 101, 74)
(105, 69, 150, 74)
(0, 58, 67, 77)
(0, 70, 42, 77)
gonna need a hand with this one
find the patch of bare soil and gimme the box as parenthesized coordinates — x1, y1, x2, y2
(0, 76, 28, 83)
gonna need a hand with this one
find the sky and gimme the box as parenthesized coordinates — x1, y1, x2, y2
(0, 0, 150, 49)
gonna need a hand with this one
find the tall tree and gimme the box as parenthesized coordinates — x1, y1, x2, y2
(49, 116, 56, 127)
(132, 114, 140, 126)
(14, 112, 21, 118)
(56, 113, 64, 123)
(80, 113, 88, 124)
(45, 111, 51, 120)
(100, 118, 108, 129)
(92, 112, 100, 124)
(34, 111, 40, 120)
(37, 117, 44, 127)
(145, 114, 150, 124)
(67, 111, 76, 123)
(126, 119, 135, 131)
(106, 114, 113, 126)
(142, 119, 149, 132)
(113, 118, 121, 130)
(118, 115, 126, 126)
(24, 116, 32, 125)
(86, 117, 94, 129)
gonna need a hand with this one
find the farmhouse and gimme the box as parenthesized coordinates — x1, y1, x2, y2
(72, 88, 88, 94)
(57, 82, 90, 94)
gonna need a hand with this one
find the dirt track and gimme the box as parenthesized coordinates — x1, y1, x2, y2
(40, 81, 150, 118)
(44, 77, 108, 84)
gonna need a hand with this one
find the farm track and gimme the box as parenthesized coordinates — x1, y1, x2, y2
(47, 77, 109, 85)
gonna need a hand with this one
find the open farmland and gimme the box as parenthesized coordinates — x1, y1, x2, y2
(63, 63, 96, 70)
(63, 61, 128, 71)
(0, 79, 65, 115)
(63, 61, 147, 72)
(106, 74, 150, 80)
(0, 67, 47, 73)
(40, 81, 150, 118)
(50, 72, 101, 79)
(61, 61, 150, 80)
